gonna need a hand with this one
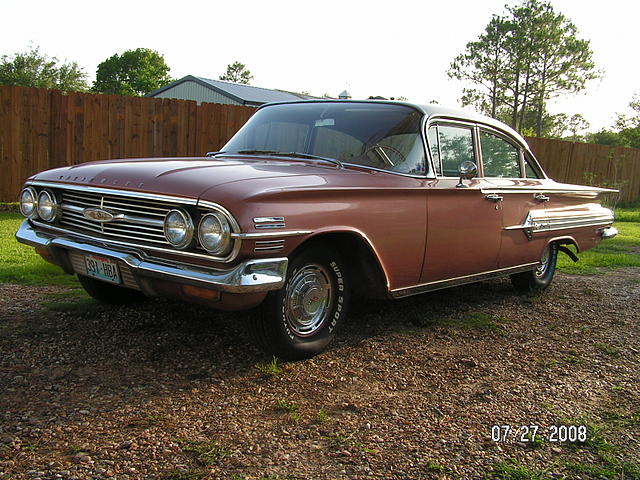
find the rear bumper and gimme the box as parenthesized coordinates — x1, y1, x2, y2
(600, 226, 618, 240)
(16, 220, 288, 295)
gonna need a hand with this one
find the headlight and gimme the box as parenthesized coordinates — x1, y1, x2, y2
(198, 212, 232, 255)
(19, 187, 38, 218)
(163, 209, 194, 249)
(36, 190, 59, 222)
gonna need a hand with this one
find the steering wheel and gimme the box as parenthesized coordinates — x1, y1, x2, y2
(363, 144, 406, 167)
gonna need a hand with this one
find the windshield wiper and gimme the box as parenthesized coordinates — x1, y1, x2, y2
(234, 150, 344, 169)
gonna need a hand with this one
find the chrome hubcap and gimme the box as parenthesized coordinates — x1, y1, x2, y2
(285, 264, 332, 337)
(535, 246, 551, 278)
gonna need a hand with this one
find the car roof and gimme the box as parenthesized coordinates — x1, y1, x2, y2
(259, 99, 529, 151)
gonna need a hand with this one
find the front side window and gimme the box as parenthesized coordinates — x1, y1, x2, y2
(223, 103, 427, 175)
(480, 131, 521, 178)
(436, 125, 475, 177)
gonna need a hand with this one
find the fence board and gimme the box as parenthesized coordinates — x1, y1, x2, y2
(1, 85, 638, 204)
(525, 136, 640, 204)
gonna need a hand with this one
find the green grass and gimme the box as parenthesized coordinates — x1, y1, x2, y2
(181, 440, 229, 466)
(274, 399, 299, 413)
(489, 461, 548, 479)
(0, 213, 79, 287)
(557, 220, 640, 274)
(441, 311, 508, 332)
(615, 207, 640, 223)
(160, 470, 207, 480)
(255, 356, 283, 378)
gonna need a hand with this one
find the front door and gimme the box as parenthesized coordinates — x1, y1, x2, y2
(420, 124, 502, 284)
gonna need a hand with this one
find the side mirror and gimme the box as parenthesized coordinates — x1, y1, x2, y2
(456, 160, 477, 188)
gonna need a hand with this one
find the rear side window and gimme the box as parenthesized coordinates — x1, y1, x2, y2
(436, 125, 475, 177)
(524, 153, 543, 179)
(480, 131, 521, 178)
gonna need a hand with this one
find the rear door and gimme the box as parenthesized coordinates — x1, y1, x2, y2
(478, 128, 548, 268)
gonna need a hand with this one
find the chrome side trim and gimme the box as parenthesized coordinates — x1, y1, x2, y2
(390, 263, 539, 299)
(26, 181, 198, 205)
(255, 240, 285, 252)
(232, 230, 312, 239)
(504, 207, 615, 238)
(481, 186, 617, 196)
(16, 220, 287, 293)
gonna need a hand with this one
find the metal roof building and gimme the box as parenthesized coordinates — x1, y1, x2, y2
(146, 75, 317, 106)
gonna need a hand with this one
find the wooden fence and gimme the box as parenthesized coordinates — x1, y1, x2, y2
(524, 137, 640, 204)
(0, 86, 256, 202)
(1, 85, 639, 203)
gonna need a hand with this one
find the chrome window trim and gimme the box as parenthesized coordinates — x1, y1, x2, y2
(424, 119, 478, 178)
(477, 127, 523, 179)
(425, 115, 549, 180)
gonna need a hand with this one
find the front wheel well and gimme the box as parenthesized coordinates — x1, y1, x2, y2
(290, 232, 389, 299)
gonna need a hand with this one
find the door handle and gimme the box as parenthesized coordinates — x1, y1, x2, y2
(485, 194, 503, 202)
(534, 193, 550, 202)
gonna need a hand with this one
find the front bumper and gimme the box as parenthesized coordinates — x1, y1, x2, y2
(16, 220, 288, 294)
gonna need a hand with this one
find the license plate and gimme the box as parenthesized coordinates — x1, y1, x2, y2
(84, 254, 121, 284)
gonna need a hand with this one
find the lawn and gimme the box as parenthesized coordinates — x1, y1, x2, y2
(0, 208, 638, 287)
(556, 207, 640, 274)
(0, 212, 79, 287)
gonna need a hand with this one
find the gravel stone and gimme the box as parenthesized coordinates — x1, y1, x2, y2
(0, 269, 639, 478)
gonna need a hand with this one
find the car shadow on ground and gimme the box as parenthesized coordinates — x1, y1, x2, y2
(0, 277, 527, 431)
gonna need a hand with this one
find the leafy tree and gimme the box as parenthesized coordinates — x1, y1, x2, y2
(0, 46, 88, 91)
(93, 48, 172, 96)
(219, 61, 253, 84)
(448, 0, 599, 137)
(588, 94, 640, 148)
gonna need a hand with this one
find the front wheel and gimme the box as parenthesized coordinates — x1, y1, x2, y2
(250, 247, 350, 360)
(510, 243, 558, 291)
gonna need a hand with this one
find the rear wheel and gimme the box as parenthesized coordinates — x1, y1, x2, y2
(510, 243, 558, 291)
(250, 246, 350, 360)
(77, 275, 147, 304)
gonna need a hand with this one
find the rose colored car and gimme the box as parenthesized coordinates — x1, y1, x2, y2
(16, 101, 617, 359)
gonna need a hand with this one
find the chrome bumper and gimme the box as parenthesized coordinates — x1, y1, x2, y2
(600, 226, 618, 240)
(16, 220, 288, 294)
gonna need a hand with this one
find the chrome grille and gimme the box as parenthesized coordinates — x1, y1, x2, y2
(59, 190, 172, 246)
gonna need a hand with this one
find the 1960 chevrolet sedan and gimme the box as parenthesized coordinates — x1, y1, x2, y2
(16, 100, 617, 359)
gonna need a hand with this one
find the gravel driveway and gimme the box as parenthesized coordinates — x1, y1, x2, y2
(0, 269, 639, 479)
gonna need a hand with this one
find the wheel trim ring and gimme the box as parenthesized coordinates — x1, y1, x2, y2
(284, 264, 333, 337)
(535, 245, 551, 278)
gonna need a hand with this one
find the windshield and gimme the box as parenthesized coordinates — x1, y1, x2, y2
(221, 102, 427, 175)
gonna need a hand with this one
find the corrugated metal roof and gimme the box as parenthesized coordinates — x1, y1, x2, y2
(146, 75, 317, 105)
(195, 77, 315, 105)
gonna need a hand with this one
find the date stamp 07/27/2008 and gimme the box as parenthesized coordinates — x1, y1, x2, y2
(490, 424, 588, 444)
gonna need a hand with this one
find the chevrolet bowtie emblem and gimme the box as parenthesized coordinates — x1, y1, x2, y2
(83, 207, 117, 222)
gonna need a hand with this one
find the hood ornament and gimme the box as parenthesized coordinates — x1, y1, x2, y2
(83, 207, 122, 223)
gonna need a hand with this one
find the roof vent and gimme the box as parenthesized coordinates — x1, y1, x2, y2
(338, 90, 351, 100)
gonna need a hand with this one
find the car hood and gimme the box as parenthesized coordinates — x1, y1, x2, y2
(29, 156, 349, 199)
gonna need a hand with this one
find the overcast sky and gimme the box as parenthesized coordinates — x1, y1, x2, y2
(3, 0, 638, 131)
